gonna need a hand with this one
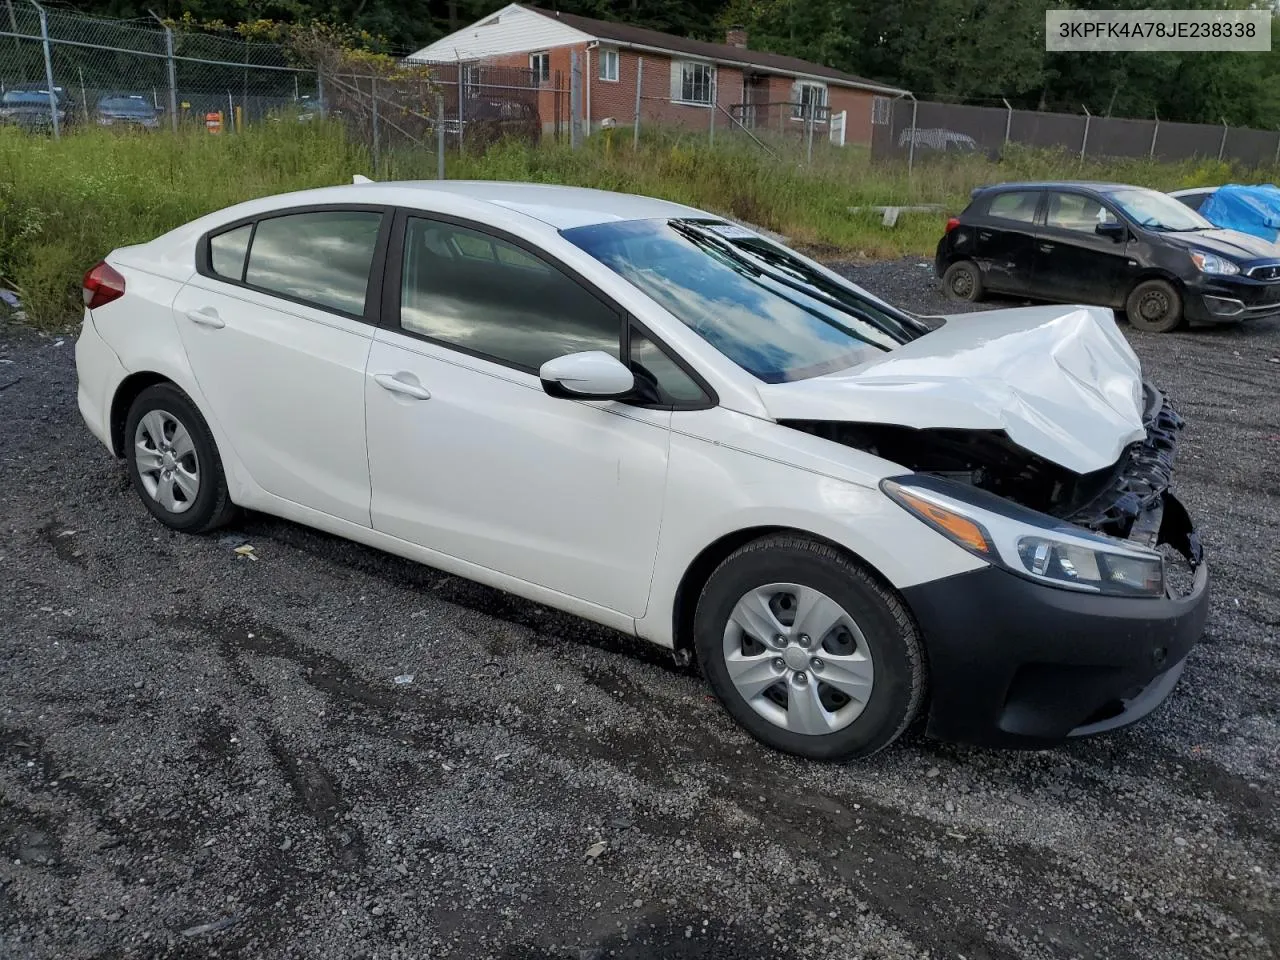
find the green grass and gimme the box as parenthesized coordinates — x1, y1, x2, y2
(0, 120, 1269, 329)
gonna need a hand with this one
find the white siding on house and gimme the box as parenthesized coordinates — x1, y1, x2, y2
(407, 3, 593, 61)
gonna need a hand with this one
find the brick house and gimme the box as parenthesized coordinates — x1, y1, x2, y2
(407, 4, 909, 146)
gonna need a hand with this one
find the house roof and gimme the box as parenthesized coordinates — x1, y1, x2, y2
(523, 6, 908, 95)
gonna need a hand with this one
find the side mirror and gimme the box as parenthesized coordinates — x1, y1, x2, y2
(1096, 221, 1126, 241)
(539, 351, 635, 400)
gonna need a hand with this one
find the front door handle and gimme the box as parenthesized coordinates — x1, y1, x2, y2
(1038, 243, 1055, 253)
(978, 230, 993, 240)
(374, 373, 431, 400)
(185, 307, 225, 329)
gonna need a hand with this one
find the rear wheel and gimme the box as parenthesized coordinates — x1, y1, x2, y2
(694, 535, 926, 762)
(124, 383, 236, 534)
(942, 260, 984, 302)
(1125, 278, 1184, 333)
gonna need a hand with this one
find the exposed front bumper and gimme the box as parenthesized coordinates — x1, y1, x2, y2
(1184, 274, 1280, 323)
(900, 493, 1209, 748)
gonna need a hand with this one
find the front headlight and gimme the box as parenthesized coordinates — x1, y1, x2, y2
(882, 476, 1165, 598)
(1190, 250, 1239, 275)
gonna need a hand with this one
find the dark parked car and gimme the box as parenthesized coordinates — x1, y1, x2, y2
(96, 93, 161, 129)
(936, 181, 1280, 333)
(0, 84, 72, 132)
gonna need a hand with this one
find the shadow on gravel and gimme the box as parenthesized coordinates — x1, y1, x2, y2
(501, 915, 788, 959)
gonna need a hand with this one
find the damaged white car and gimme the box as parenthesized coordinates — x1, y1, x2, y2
(75, 182, 1209, 761)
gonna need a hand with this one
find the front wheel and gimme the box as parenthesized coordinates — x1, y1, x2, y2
(694, 535, 927, 762)
(1125, 278, 1184, 333)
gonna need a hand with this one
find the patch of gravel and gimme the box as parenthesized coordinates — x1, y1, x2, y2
(0, 268, 1276, 960)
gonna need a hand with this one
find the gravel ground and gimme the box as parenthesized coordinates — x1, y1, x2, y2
(1, 262, 1277, 960)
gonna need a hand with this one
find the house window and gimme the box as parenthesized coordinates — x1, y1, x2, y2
(793, 82, 827, 120)
(678, 62, 713, 105)
(530, 51, 550, 83)
(872, 96, 891, 125)
(598, 48, 619, 82)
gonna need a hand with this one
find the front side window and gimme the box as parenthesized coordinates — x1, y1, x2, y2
(209, 224, 252, 281)
(986, 191, 1040, 224)
(563, 219, 923, 384)
(243, 210, 382, 315)
(400, 217, 621, 371)
(598, 48, 619, 81)
(530, 52, 550, 83)
(679, 62, 713, 104)
(1045, 192, 1119, 233)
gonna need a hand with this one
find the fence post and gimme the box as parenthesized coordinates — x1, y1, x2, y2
(906, 94, 918, 178)
(1080, 105, 1091, 161)
(317, 67, 325, 117)
(227, 91, 234, 132)
(1002, 97, 1013, 147)
(806, 103, 815, 164)
(151, 11, 178, 132)
(34, 0, 59, 139)
(708, 69, 715, 145)
(569, 50, 581, 149)
(1274, 127, 1280, 166)
(436, 92, 445, 179)
(633, 56, 642, 148)
(371, 76, 381, 172)
(1150, 110, 1159, 159)
(1218, 117, 1228, 162)
(77, 66, 88, 123)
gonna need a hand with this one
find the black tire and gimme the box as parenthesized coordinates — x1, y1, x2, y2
(1125, 278, 1184, 333)
(124, 383, 237, 534)
(942, 260, 984, 302)
(694, 535, 926, 762)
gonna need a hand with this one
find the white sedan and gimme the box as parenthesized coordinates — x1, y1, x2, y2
(75, 181, 1209, 760)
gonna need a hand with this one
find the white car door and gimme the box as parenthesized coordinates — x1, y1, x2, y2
(364, 214, 710, 618)
(172, 207, 389, 525)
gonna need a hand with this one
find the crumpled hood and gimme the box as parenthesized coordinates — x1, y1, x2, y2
(756, 304, 1146, 475)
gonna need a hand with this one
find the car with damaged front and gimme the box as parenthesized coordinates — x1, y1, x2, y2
(73, 182, 1209, 762)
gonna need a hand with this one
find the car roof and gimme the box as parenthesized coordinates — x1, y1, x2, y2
(243, 181, 714, 231)
(976, 181, 1138, 194)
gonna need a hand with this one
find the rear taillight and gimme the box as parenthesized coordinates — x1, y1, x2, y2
(944, 217, 961, 234)
(83, 261, 125, 310)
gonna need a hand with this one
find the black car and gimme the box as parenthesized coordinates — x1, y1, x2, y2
(96, 92, 161, 129)
(935, 181, 1280, 333)
(0, 83, 72, 132)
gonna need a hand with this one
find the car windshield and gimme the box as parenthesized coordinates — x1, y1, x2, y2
(99, 96, 154, 114)
(1106, 187, 1213, 232)
(3, 90, 58, 105)
(562, 218, 928, 383)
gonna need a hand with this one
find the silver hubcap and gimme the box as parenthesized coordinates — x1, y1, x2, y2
(722, 583, 874, 736)
(134, 409, 200, 514)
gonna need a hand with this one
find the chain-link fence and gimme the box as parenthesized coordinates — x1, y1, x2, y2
(872, 95, 1280, 170)
(0, 1, 568, 160)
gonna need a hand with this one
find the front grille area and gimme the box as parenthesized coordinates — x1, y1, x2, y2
(1067, 391, 1184, 536)
(1245, 263, 1280, 281)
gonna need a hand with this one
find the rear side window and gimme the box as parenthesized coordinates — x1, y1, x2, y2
(243, 210, 383, 315)
(986, 191, 1040, 224)
(399, 217, 622, 371)
(209, 224, 252, 281)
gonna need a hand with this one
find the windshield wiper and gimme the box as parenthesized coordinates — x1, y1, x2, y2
(668, 220, 927, 342)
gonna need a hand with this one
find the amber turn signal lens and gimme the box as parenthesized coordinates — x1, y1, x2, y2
(894, 489, 993, 555)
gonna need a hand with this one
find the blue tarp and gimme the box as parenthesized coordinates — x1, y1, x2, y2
(1198, 184, 1280, 242)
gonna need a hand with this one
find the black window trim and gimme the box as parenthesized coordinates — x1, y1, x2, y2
(195, 203, 393, 325)
(380, 207, 718, 412)
(982, 188, 1045, 227)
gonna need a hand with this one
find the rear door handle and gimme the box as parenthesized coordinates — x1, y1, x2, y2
(374, 373, 431, 400)
(978, 230, 993, 240)
(1038, 243, 1055, 253)
(185, 307, 225, 329)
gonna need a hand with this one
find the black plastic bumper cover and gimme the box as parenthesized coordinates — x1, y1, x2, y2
(900, 498, 1210, 748)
